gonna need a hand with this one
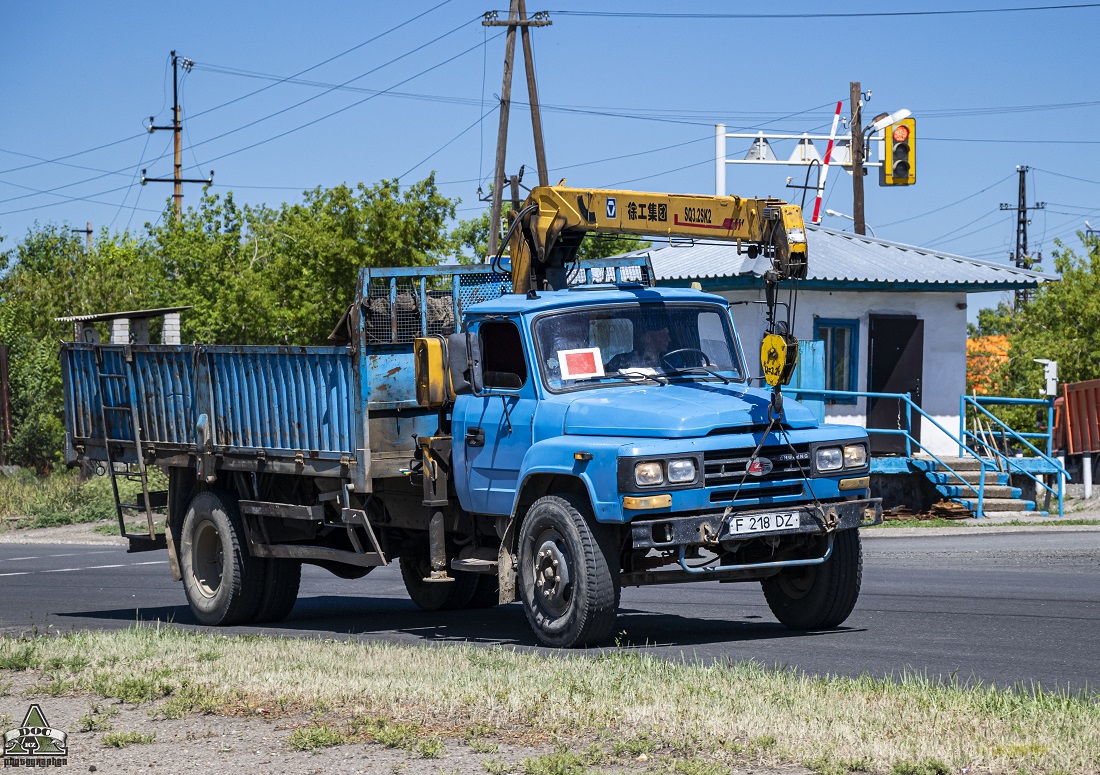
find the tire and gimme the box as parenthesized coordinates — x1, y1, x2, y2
(179, 491, 265, 626)
(762, 528, 863, 630)
(400, 554, 478, 611)
(251, 559, 301, 623)
(464, 573, 500, 609)
(517, 495, 618, 648)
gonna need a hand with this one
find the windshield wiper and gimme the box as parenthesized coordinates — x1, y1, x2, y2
(664, 365, 733, 384)
(610, 369, 669, 386)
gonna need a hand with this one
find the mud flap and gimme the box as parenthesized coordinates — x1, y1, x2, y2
(497, 517, 518, 604)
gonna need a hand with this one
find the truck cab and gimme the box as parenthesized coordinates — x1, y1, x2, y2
(440, 283, 879, 646)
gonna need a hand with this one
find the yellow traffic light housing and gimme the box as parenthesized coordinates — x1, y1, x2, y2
(881, 118, 916, 186)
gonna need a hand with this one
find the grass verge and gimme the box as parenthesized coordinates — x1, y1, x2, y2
(869, 517, 1100, 529)
(0, 468, 166, 530)
(0, 626, 1095, 774)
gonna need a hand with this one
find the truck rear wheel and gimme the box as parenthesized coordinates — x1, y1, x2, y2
(400, 554, 478, 611)
(762, 528, 862, 630)
(179, 491, 265, 626)
(252, 559, 301, 623)
(517, 495, 617, 648)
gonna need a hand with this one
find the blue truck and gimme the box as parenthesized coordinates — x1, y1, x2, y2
(60, 186, 881, 647)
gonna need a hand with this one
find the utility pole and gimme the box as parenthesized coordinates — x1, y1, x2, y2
(850, 81, 866, 236)
(71, 221, 92, 252)
(1000, 165, 1045, 308)
(483, 2, 551, 258)
(142, 51, 213, 222)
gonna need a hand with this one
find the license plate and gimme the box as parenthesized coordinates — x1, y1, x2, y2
(728, 511, 800, 536)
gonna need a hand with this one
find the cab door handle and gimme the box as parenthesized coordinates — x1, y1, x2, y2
(465, 427, 485, 447)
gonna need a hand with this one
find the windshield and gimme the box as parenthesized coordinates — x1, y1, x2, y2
(534, 303, 744, 391)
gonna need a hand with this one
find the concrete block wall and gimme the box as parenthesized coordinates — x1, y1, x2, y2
(110, 319, 130, 344)
(163, 313, 181, 345)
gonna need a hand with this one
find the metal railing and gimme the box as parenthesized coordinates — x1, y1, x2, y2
(960, 395, 1067, 517)
(786, 388, 990, 518)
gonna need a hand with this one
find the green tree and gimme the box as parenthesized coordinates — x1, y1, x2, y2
(452, 210, 492, 263)
(1004, 233, 1100, 387)
(452, 208, 651, 266)
(151, 177, 457, 345)
(0, 224, 164, 468)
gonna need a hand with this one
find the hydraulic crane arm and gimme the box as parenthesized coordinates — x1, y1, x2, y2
(507, 185, 808, 293)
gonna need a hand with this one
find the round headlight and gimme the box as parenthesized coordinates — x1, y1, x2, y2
(666, 458, 696, 483)
(843, 444, 867, 468)
(634, 461, 664, 486)
(814, 447, 843, 472)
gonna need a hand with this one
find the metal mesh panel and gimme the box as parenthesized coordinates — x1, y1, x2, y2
(569, 264, 652, 286)
(457, 273, 511, 315)
(364, 277, 421, 344)
(425, 274, 457, 337)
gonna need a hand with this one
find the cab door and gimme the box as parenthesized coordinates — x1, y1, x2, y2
(452, 319, 537, 515)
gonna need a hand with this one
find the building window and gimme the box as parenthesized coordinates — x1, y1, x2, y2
(814, 318, 859, 405)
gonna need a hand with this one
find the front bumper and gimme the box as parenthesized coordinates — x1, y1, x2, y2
(629, 498, 882, 551)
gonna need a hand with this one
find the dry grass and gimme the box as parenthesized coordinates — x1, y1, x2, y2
(0, 625, 1096, 774)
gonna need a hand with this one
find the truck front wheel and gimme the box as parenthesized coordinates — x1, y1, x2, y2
(517, 495, 617, 648)
(761, 528, 863, 630)
(179, 491, 265, 626)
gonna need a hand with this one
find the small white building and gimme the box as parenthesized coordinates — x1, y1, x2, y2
(643, 227, 1054, 457)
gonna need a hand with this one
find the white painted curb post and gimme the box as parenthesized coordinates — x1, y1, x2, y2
(1085, 453, 1093, 499)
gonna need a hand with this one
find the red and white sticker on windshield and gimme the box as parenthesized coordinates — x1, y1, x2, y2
(558, 347, 605, 380)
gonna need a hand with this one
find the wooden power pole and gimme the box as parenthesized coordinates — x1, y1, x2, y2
(142, 51, 213, 222)
(1000, 165, 1045, 308)
(850, 81, 867, 237)
(71, 221, 92, 252)
(484, 1, 551, 258)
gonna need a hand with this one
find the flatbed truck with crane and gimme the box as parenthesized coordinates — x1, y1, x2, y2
(61, 185, 880, 647)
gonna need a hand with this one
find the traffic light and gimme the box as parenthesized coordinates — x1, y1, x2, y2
(881, 117, 916, 186)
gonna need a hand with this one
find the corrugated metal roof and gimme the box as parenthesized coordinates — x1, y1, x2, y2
(641, 226, 1056, 290)
(55, 306, 191, 323)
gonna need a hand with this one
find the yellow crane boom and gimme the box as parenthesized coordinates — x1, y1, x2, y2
(507, 185, 808, 293)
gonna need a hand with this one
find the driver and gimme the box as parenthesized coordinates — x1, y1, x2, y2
(606, 324, 671, 371)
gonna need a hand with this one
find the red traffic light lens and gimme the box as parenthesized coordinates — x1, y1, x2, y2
(892, 124, 910, 142)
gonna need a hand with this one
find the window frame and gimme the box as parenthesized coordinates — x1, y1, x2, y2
(531, 301, 746, 395)
(475, 318, 529, 392)
(813, 317, 860, 405)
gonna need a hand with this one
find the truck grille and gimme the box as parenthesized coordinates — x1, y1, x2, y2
(703, 444, 811, 486)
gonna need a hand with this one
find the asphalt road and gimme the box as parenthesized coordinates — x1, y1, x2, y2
(1, 531, 1097, 693)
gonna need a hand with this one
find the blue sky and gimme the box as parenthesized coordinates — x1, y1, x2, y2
(3, 2, 1098, 320)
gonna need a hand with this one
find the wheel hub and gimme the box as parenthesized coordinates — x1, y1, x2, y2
(532, 537, 571, 616)
(191, 519, 224, 599)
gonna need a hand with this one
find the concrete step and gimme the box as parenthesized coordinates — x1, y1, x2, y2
(913, 455, 988, 472)
(926, 471, 1010, 486)
(936, 484, 1022, 499)
(952, 497, 1037, 513)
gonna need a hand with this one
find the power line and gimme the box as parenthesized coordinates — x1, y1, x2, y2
(549, 4, 1100, 19)
(0, 182, 162, 216)
(187, 0, 459, 122)
(924, 210, 1004, 247)
(0, 4, 459, 178)
(201, 31, 503, 166)
(1033, 166, 1100, 186)
(924, 136, 1100, 144)
(188, 18, 481, 151)
(878, 173, 1016, 227)
(0, 19, 484, 206)
(398, 104, 499, 181)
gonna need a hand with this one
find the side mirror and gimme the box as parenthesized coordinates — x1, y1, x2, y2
(447, 331, 484, 396)
(414, 336, 449, 407)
